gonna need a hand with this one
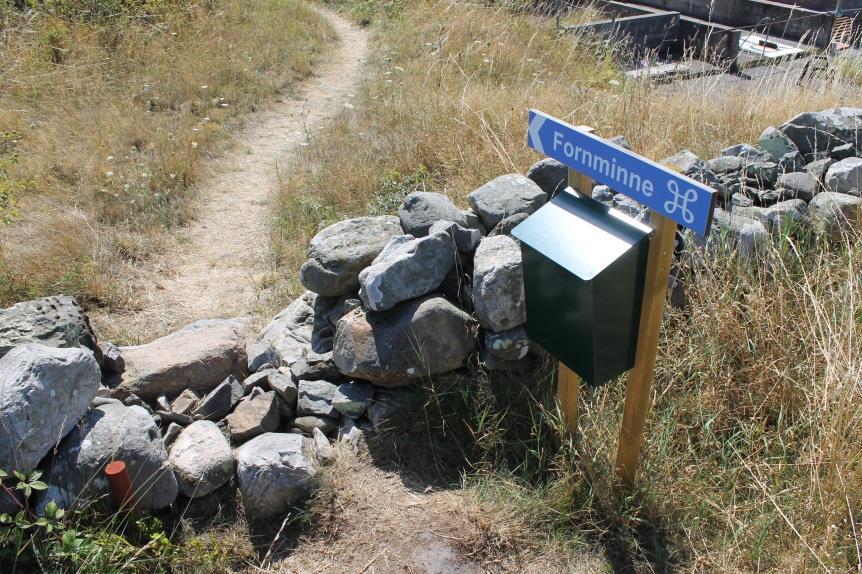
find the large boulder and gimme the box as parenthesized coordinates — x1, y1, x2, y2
(809, 192, 862, 241)
(0, 296, 102, 362)
(358, 232, 455, 312)
(467, 174, 547, 230)
(779, 107, 862, 156)
(42, 400, 178, 510)
(333, 295, 477, 385)
(525, 158, 567, 196)
(117, 319, 246, 401)
(235, 433, 316, 519)
(168, 421, 233, 498)
(0, 344, 101, 473)
(398, 192, 467, 237)
(472, 235, 526, 332)
(247, 292, 335, 372)
(758, 126, 800, 160)
(299, 216, 403, 297)
(824, 157, 862, 195)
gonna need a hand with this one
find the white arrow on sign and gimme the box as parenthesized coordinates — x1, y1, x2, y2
(527, 113, 546, 154)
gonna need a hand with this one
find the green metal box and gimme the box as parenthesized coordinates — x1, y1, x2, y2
(511, 189, 652, 386)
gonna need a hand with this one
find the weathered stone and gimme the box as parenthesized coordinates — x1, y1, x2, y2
(712, 209, 770, 259)
(779, 151, 806, 174)
(242, 369, 275, 394)
(776, 172, 819, 202)
(297, 380, 338, 417)
(163, 423, 182, 448)
(332, 381, 374, 418)
(467, 174, 547, 230)
(236, 433, 315, 518)
(358, 232, 455, 312)
(705, 156, 744, 174)
(429, 220, 482, 252)
(825, 157, 862, 195)
(246, 292, 335, 372)
(398, 192, 467, 237)
(809, 192, 862, 241)
(754, 188, 782, 207)
(226, 391, 279, 442)
(661, 150, 702, 174)
(481, 347, 537, 372)
(591, 185, 615, 205)
(779, 107, 862, 155)
(831, 143, 857, 161)
(525, 158, 567, 196)
(608, 135, 631, 149)
(488, 212, 530, 237)
(293, 415, 338, 435)
(311, 427, 335, 464)
(0, 296, 102, 363)
(268, 371, 298, 406)
(100, 342, 125, 374)
(472, 235, 525, 332)
(333, 296, 477, 385)
(763, 199, 810, 235)
(171, 388, 200, 415)
(289, 352, 342, 382)
(299, 216, 403, 297)
(806, 157, 836, 183)
(484, 326, 530, 362)
(156, 394, 170, 412)
(722, 144, 773, 163)
(118, 319, 247, 401)
(730, 193, 754, 208)
(43, 401, 177, 510)
(168, 421, 233, 498)
(157, 410, 193, 426)
(744, 162, 779, 187)
(0, 344, 101, 473)
(758, 126, 799, 160)
(462, 209, 487, 235)
(191, 378, 234, 421)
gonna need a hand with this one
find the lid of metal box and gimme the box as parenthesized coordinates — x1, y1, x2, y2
(511, 189, 652, 281)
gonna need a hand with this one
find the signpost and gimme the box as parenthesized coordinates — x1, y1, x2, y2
(525, 109, 716, 483)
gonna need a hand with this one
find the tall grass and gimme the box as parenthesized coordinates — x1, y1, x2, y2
(272, 1, 862, 571)
(0, 0, 333, 309)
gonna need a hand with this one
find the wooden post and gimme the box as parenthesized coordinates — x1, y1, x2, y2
(615, 213, 677, 483)
(557, 167, 593, 435)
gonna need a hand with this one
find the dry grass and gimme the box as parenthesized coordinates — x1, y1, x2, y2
(269, 0, 862, 571)
(0, 0, 333, 309)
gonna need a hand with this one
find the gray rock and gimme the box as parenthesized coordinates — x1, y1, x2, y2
(168, 421, 233, 498)
(763, 199, 810, 235)
(731, 193, 754, 208)
(299, 216, 403, 297)
(118, 319, 247, 401)
(358, 232, 455, 312)
(332, 381, 374, 418)
(398, 192, 467, 237)
(754, 188, 782, 207)
(229, 376, 244, 406)
(591, 185, 615, 205)
(171, 388, 199, 415)
(806, 157, 836, 183)
(268, 371, 298, 406)
(779, 107, 862, 155)
(44, 401, 178, 510)
(311, 427, 335, 464)
(289, 352, 342, 382)
(292, 415, 337, 435)
(191, 378, 234, 421)
(157, 410, 193, 426)
(247, 292, 335, 372)
(758, 126, 799, 160)
(467, 174, 547, 230)
(429, 220, 482, 252)
(333, 296, 477, 385)
(242, 369, 275, 394)
(488, 212, 530, 237)
(661, 150, 702, 174)
(831, 143, 857, 161)
(776, 172, 819, 202)
(0, 296, 102, 363)
(779, 151, 806, 174)
(712, 208, 770, 259)
(297, 380, 338, 417)
(615, 195, 648, 219)
(722, 144, 773, 163)
(825, 157, 862, 195)
(462, 209, 487, 235)
(809, 192, 862, 241)
(0, 344, 101, 473)
(337, 417, 365, 447)
(472, 235, 526, 332)
(226, 391, 279, 442)
(608, 135, 631, 149)
(100, 342, 125, 374)
(235, 433, 315, 518)
(525, 158, 567, 196)
(744, 162, 779, 187)
(367, 389, 425, 429)
(480, 347, 536, 372)
(484, 326, 530, 362)
(163, 423, 182, 448)
(705, 156, 743, 174)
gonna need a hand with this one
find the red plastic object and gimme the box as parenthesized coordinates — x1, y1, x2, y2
(104, 460, 135, 509)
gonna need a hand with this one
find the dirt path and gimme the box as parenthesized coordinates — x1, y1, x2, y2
(99, 8, 368, 340)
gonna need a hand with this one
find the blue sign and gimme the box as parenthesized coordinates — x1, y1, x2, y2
(527, 109, 716, 236)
